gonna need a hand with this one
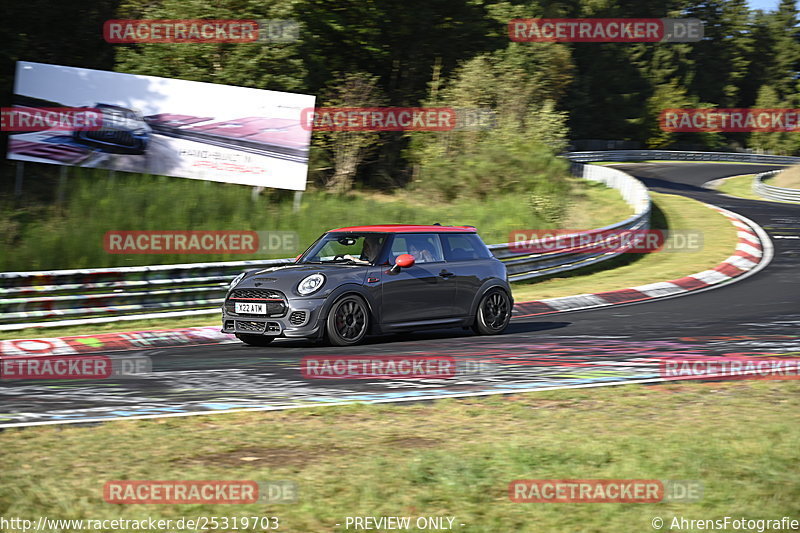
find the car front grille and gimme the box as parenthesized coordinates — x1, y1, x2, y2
(230, 288, 284, 300)
(85, 130, 136, 146)
(225, 288, 287, 317)
(233, 321, 282, 334)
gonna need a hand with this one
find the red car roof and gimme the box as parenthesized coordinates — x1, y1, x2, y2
(329, 224, 477, 233)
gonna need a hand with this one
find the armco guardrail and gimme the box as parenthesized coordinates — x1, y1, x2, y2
(0, 160, 649, 330)
(566, 150, 800, 165)
(754, 170, 800, 203)
(0, 259, 293, 329)
(566, 149, 799, 202)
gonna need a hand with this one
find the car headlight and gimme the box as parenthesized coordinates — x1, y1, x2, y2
(297, 273, 325, 295)
(133, 128, 147, 135)
(229, 272, 246, 290)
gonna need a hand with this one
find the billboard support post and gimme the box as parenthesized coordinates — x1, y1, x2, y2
(293, 191, 302, 213)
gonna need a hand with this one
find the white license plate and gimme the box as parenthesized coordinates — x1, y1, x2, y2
(235, 302, 267, 315)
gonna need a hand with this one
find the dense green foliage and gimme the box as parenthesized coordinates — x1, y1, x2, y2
(1, 0, 798, 194)
(0, 0, 796, 271)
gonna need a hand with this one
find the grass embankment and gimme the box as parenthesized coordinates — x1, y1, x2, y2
(716, 172, 800, 204)
(0, 172, 625, 272)
(510, 191, 739, 302)
(715, 174, 764, 201)
(1, 380, 797, 532)
(0, 188, 737, 340)
(768, 164, 800, 189)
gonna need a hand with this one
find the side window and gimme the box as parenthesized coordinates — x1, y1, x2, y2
(390, 234, 444, 263)
(441, 234, 491, 261)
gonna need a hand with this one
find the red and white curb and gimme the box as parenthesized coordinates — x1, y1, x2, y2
(513, 204, 772, 318)
(0, 205, 772, 357)
(0, 326, 235, 357)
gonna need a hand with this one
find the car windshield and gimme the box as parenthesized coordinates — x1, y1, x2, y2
(299, 233, 387, 265)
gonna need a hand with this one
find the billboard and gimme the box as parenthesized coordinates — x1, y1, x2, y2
(5, 61, 315, 190)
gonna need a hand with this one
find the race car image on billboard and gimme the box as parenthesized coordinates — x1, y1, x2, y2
(72, 103, 151, 155)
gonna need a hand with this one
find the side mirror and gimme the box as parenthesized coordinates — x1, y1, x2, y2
(389, 253, 415, 273)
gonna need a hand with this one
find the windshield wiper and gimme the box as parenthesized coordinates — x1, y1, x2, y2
(322, 258, 368, 265)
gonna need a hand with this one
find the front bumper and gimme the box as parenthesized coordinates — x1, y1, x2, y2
(221, 297, 326, 339)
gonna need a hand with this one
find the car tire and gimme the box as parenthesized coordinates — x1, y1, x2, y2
(326, 294, 370, 346)
(235, 333, 275, 346)
(472, 288, 511, 335)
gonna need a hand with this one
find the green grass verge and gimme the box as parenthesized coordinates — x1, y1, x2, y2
(715, 174, 799, 204)
(1, 380, 797, 532)
(715, 174, 764, 201)
(510, 192, 739, 302)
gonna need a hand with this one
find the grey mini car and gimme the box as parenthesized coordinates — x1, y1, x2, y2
(222, 224, 512, 346)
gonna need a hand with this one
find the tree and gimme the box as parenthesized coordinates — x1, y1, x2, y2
(114, 0, 307, 92)
(312, 72, 386, 194)
(768, 0, 800, 103)
(750, 84, 795, 154)
(406, 37, 573, 223)
(0, 0, 118, 107)
(684, 0, 753, 107)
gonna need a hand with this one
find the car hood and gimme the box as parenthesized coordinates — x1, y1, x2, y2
(232, 263, 372, 297)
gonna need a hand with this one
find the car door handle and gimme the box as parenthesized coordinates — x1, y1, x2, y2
(439, 270, 454, 278)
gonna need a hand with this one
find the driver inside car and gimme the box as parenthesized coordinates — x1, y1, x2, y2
(343, 235, 382, 265)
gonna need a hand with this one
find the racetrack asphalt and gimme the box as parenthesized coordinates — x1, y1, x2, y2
(1, 162, 798, 427)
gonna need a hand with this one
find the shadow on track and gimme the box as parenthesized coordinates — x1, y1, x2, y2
(234, 321, 572, 351)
